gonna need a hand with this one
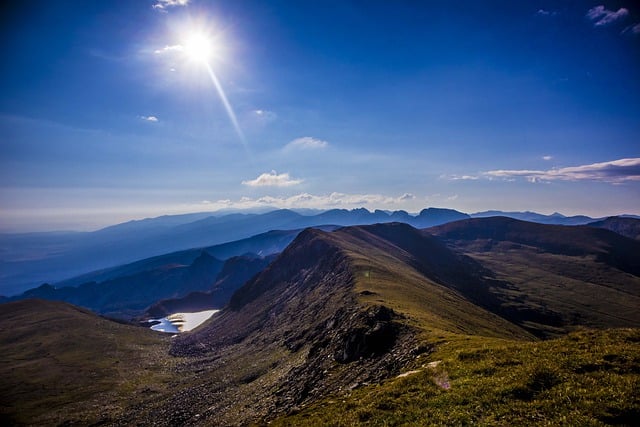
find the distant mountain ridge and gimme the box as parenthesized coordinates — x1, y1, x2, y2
(470, 210, 597, 225)
(0, 208, 470, 295)
(1, 206, 636, 295)
(3, 252, 274, 319)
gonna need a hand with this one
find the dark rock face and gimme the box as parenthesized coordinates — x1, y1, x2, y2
(334, 305, 398, 363)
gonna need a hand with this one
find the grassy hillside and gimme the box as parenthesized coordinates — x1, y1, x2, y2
(428, 217, 640, 337)
(0, 299, 172, 426)
(327, 223, 533, 340)
(275, 328, 640, 426)
(588, 216, 640, 240)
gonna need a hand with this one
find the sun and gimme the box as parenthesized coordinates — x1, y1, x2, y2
(183, 31, 214, 63)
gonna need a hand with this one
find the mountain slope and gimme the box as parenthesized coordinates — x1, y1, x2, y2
(0, 299, 170, 426)
(123, 225, 534, 425)
(277, 328, 640, 426)
(428, 217, 640, 336)
(3, 220, 640, 425)
(131, 220, 640, 424)
(145, 253, 277, 317)
(588, 216, 640, 240)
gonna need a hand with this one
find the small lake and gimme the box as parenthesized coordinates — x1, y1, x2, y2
(148, 309, 219, 333)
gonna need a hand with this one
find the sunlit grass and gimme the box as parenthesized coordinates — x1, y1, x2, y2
(275, 328, 640, 426)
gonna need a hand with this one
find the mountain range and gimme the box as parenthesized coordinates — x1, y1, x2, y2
(1, 207, 633, 296)
(2, 216, 637, 425)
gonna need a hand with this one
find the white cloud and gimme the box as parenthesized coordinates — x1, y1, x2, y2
(484, 158, 640, 184)
(399, 193, 415, 201)
(192, 192, 421, 211)
(586, 5, 629, 26)
(139, 115, 159, 122)
(284, 136, 329, 151)
(154, 44, 184, 55)
(242, 171, 303, 187)
(542, 155, 553, 161)
(441, 174, 479, 181)
(153, 0, 189, 10)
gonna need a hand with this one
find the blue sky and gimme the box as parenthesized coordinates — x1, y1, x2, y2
(1, 0, 639, 231)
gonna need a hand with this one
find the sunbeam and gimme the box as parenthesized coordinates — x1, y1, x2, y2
(173, 27, 248, 151)
(204, 62, 247, 150)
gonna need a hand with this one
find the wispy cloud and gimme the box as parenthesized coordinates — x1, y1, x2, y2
(623, 23, 640, 34)
(399, 193, 415, 201)
(542, 155, 553, 161)
(139, 115, 159, 122)
(242, 171, 303, 187)
(153, 0, 189, 10)
(442, 174, 479, 181)
(485, 158, 640, 184)
(586, 5, 629, 26)
(536, 9, 557, 17)
(284, 136, 329, 151)
(154, 44, 184, 55)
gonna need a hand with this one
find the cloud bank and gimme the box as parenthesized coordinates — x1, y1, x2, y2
(199, 192, 424, 211)
(242, 171, 303, 187)
(485, 158, 640, 184)
(586, 5, 629, 26)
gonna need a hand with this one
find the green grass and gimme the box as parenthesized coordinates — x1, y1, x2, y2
(0, 299, 175, 425)
(274, 328, 640, 426)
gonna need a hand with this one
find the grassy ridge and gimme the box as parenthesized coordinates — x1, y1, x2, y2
(275, 328, 640, 426)
(328, 224, 534, 340)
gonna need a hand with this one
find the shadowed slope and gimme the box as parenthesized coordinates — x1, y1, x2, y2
(428, 216, 640, 276)
(6, 252, 225, 318)
(428, 217, 640, 336)
(588, 216, 640, 241)
(145, 254, 276, 317)
(0, 299, 170, 426)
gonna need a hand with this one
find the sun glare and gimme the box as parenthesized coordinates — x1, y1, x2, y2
(183, 32, 214, 63)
